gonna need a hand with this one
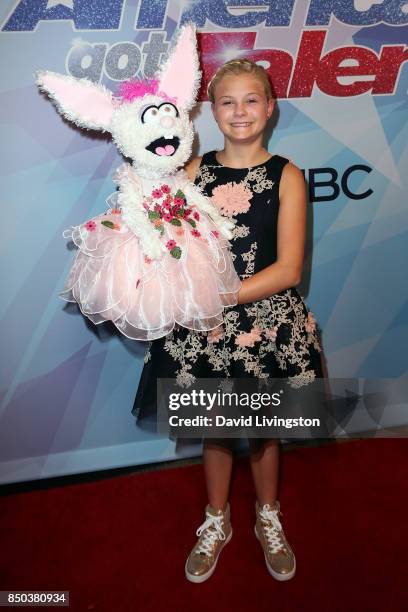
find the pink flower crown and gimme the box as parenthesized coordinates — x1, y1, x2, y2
(117, 78, 178, 105)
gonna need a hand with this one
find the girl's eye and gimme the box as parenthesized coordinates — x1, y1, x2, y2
(158, 102, 179, 117)
(247, 99, 258, 103)
(141, 105, 160, 124)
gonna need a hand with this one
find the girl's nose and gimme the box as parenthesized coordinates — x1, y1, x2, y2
(160, 116, 175, 129)
(234, 103, 246, 116)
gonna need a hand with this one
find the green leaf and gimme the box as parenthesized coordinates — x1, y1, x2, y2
(174, 189, 186, 201)
(101, 220, 115, 229)
(170, 246, 182, 259)
(177, 208, 186, 218)
(148, 210, 160, 220)
(170, 218, 181, 226)
(186, 218, 196, 228)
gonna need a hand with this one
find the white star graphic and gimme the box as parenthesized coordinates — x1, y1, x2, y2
(46, 0, 74, 10)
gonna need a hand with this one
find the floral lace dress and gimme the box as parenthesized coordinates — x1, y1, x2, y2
(133, 151, 323, 447)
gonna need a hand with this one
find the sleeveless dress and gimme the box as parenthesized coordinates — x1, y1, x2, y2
(133, 151, 323, 449)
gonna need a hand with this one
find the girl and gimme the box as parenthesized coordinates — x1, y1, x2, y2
(133, 59, 323, 583)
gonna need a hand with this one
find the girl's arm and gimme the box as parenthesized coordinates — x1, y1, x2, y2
(185, 156, 202, 181)
(238, 162, 306, 305)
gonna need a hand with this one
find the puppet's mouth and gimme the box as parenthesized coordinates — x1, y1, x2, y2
(146, 136, 180, 157)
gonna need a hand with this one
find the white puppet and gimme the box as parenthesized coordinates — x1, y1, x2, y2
(36, 24, 241, 340)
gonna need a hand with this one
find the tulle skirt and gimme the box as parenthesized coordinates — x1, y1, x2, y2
(60, 209, 241, 340)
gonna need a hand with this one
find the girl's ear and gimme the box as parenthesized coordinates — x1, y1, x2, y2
(267, 98, 275, 119)
(156, 23, 201, 112)
(36, 71, 115, 132)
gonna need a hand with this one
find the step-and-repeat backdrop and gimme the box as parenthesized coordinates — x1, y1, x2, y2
(1, 1, 407, 484)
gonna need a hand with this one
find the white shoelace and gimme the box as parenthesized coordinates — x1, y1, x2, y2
(259, 505, 285, 554)
(195, 512, 226, 557)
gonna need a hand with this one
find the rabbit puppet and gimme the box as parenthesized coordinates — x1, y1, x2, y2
(36, 24, 241, 340)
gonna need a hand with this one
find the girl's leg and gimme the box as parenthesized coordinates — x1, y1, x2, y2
(185, 441, 233, 583)
(203, 441, 234, 510)
(250, 439, 296, 581)
(249, 439, 279, 505)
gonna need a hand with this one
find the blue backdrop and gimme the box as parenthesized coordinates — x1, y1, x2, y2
(1, 0, 407, 484)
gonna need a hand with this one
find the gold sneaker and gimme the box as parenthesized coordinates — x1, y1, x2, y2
(185, 503, 232, 583)
(255, 501, 296, 581)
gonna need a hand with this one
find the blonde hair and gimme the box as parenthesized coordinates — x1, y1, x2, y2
(207, 59, 273, 103)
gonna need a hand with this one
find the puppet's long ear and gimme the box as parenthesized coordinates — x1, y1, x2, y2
(156, 23, 201, 112)
(36, 71, 115, 132)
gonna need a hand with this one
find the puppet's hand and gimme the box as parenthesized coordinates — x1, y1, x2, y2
(181, 181, 234, 239)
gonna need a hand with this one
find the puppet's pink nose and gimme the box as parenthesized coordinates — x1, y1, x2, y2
(160, 116, 175, 128)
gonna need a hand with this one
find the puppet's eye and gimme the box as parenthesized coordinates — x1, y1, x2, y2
(158, 103, 179, 118)
(141, 106, 159, 124)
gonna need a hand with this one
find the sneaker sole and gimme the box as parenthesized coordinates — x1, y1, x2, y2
(185, 528, 233, 584)
(254, 525, 296, 581)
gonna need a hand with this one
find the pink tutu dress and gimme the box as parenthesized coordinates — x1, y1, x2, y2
(60, 164, 241, 340)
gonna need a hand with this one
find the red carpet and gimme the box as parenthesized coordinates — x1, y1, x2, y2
(1, 439, 407, 611)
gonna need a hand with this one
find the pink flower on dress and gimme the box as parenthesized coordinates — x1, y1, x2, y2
(211, 182, 252, 217)
(176, 228, 185, 236)
(163, 213, 173, 222)
(174, 197, 184, 207)
(191, 229, 201, 238)
(152, 188, 162, 199)
(163, 198, 172, 210)
(85, 220, 96, 232)
(193, 211, 200, 221)
(211, 230, 220, 239)
(166, 239, 177, 250)
(235, 326, 262, 347)
(208, 325, 225, 344)
(111, 208, 121, 215)
(305, 312, 316, 333)
(144, 255, 152, 264)
(161, 184, 170, 194)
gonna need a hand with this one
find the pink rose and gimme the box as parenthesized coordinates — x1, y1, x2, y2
(152, 188, 162, 199)
(211, 182, 252, 217)
(163, 213, 173, 222)
(166, 239, 177, 250)
(161, 184, 170, 194)
(191, 229, 201, 238)
(305, 312, 316, 333)
(235, 326, 262, 347)
(85, 220, 96, 232)
(208, 325, 224, 344)
(174, 197, 184, 207)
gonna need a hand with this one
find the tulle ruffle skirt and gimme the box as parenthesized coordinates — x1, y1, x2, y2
(60, 210, 241, 340)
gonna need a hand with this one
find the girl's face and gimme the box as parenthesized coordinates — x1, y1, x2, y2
(211, 72, 274, 144)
